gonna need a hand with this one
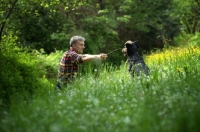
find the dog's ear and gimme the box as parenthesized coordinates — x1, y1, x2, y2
(134, 41, 139, 48)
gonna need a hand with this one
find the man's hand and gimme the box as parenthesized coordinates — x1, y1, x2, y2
(99, 53, 108, 60)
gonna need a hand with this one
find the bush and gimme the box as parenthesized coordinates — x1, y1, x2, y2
(0, 35, 53, 109)
(174, 32, 200, 47)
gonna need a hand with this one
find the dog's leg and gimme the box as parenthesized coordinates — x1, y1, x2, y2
(128, 61, 132, 72)
(128, 61, 135, 77)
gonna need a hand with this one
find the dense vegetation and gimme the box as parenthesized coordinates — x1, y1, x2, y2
(0, 0, 200, 131)
(1, 38, 200, 132)
(1, 0, 200, 64)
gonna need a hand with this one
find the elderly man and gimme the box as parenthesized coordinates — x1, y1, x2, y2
(56, 36, 108, 90)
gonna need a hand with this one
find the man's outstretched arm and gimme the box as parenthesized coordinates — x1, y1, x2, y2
(81, 53, 107, 62)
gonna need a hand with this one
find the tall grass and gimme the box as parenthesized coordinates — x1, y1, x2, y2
(1, 46, 200, 132)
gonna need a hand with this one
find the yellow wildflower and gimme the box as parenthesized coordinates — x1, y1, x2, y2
(176, 68, 182, 72)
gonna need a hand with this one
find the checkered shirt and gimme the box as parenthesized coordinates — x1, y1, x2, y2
(57, 49, 83, 84)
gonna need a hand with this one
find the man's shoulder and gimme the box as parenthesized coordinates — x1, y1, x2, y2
(63, 50, 82, 59)
(63, 50, 77, 56)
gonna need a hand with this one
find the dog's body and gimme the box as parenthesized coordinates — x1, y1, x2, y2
(123, 41, 150, 76)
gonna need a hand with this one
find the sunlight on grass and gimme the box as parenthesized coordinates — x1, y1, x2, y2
(1, 46, 200, 132)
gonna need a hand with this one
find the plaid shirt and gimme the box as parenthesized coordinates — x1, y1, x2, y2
(57, 49, 83, 84)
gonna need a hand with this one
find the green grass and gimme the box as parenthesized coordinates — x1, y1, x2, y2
(1, 46, 200, 132)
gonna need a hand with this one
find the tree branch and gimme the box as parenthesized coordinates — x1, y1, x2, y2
(0, 0, 18, 41)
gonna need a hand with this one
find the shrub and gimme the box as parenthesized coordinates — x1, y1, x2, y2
(174, 32, 200, 47)
(0, 35, 53, 109)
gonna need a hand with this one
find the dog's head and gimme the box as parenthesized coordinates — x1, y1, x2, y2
(124, 41, 139, 57)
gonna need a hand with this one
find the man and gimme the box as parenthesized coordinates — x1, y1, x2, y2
(56, 36, 108, 90)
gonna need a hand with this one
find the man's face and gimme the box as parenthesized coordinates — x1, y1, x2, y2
(72, 40, 85, 53)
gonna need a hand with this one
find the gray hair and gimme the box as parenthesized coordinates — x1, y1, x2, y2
(69, 36, 85, 46)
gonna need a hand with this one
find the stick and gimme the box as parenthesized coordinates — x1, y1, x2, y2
(107, 48, 121, 55)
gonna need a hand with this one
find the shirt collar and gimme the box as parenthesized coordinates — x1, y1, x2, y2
(69, 47, 78, 53)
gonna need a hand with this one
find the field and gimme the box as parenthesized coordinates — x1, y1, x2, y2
(1, 46, 200, 132)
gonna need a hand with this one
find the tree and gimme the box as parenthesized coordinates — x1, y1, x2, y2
(1, 0, 190, 64)
(172, 0, 200, 34)
(116, 0, 181, 49)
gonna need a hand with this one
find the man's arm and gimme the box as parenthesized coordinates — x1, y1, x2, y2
(81, 54, 107, 62)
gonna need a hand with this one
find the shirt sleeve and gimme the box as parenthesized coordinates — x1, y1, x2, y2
(71, 52, 83, 64)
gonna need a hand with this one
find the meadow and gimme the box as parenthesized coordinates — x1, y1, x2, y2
(1, 46, 200, 132)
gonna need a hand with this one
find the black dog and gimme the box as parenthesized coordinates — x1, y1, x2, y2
(123, 41, 150, 76)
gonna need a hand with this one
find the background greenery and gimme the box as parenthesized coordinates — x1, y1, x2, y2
(1, 0, 200, 64)
(0, 0, 200, 131)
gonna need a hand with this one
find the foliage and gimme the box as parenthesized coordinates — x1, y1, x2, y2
(1, 0, 200, 131)
(173, 32, 200, 47)
(0, 34, 54, 109)
(1, 44, 200, 131)
(1, 0, 192, 65)
(172, 0, 200, 34)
